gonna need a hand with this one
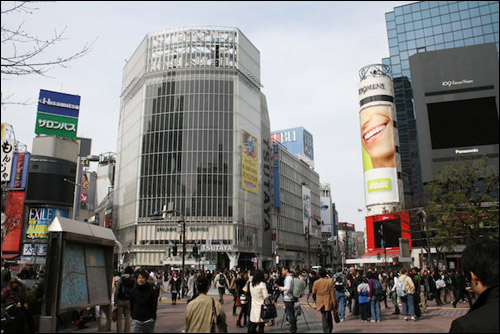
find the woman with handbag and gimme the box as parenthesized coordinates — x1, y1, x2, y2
(236, 272, 250, 328)
(312, 268, 339, 334)
(249, 270, 271, 333)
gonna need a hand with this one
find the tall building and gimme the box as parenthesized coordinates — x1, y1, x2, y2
(271, 142, 321, 269)
(114, 27, 271, 270)
(383, 0, 499, 208)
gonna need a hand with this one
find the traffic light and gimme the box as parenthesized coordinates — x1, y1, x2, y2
(172, 245, 178, 256)
(192, 246, 198, 257)
(316, 248, 322, 257)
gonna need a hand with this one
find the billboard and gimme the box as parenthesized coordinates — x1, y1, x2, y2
(358, 66, 400, 208)
(302, 185, 311, 234)
(35, 89, 80, 139)
(2, 191, 26, 253)
(241, 129, 258, 194)
(26, 207, 69, 240)
(320, 197, 333, 234)
(271, 127, 314, 166)
(9, 152, 30, 189)
(365, 211, 411, 251)
(1, 138, 15, 182)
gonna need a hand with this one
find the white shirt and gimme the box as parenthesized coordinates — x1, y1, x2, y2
(279, 274, 294, 302)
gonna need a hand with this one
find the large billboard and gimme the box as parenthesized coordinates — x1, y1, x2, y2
(358, 65, 400, 209)
(302, 185, 311, 234)
(365, 211, 411, 251)
(35, 89, 80, 139)
(241, 129, 259, 194)
(26, 207, 69, 240)
(271, 127, 314, 167)
(2, 191, 26, 253)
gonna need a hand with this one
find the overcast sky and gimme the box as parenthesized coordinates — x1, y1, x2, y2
(1, 1, 414, 232)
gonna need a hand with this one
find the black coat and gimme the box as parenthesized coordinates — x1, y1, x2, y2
(449, 285, 499, 333)
(130, 283, 158, 322)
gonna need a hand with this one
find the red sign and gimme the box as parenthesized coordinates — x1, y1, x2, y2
(80, 193, 88, 202)
(3, 191, 25, 253)
(365, 211, 411, 251)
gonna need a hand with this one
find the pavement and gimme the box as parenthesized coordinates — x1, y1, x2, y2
(56, 289, 470, 333)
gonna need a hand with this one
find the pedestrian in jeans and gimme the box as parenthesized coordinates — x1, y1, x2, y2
(333, 269, 347, 321)
(398, 268, 416, 321)
(368, 272, 382, 322)
(313, 268, 338, 333)
(276, 267, 297, 333)
(214, 270, 229, 304)
(113, 266, 135, 333)
(357, 277, 370, 322)
(129, 271, 158, 333)
(388, 271, 400, 314)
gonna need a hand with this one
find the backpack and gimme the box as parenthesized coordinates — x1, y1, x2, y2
(372, 279, 384, 297)
(219, 274, 226, 286)
(396, 277, 408, 297)
(292, 278, 305, 299)
(117, 276, 134, 300)
(334, 275, 345, 291)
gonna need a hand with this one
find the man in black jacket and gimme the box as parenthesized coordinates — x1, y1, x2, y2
(449, 239, 499, 333)
(130, 271, 158, 333)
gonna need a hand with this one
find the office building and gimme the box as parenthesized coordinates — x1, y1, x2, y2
(114, 27, 271, 270)
(383, 0, 499, 207)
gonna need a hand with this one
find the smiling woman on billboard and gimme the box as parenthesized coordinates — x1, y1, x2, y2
(360, 104, 396, 170)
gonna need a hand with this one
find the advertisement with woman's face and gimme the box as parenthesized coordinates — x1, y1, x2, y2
(359, 103, 399, 206)
(360, 104, 396, 171)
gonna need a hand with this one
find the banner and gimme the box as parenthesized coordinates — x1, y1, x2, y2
(26, 207, 69, 240)
(1, 139, 15, 182)
(2, 191, 26, 253)
(35, 89, 80, 139)
(241, 129, 258, 194)
(302, 186, 311, 234)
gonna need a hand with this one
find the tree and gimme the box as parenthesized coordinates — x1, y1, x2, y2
(1, 1, 94, 81)
(424, 156, 499, 255)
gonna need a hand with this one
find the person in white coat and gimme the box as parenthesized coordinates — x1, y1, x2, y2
(249, 270, 270, 333)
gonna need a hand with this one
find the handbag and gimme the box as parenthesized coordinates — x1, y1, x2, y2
(435, 279, 446, 289)
(235, 295, 242, 307)
(333, 310, 340, 323)
(260, 298, 277, 321)
(211, 298, 228, 333)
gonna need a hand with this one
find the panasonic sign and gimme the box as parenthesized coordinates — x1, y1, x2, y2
(455, 148, 479, 155)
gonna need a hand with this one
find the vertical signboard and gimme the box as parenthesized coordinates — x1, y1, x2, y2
(2, 191, 26, 253)
(1, 139, 15, 182)
(272, 143, 281, 208)
(302, 186, 311, 234)
(241, 129, 258, 194)
(320, 197, 332, 234)
(35, 89, 80, 139)
(358, 65, 400, 209)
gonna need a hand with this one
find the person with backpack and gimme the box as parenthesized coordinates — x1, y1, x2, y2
(333, 267, 347, 322)
(397, 268, 416, 321)
(368, 272, 383, 322)
(410, 267, 422, 319)
(275, 267, 297, 333)
(214, 270, 229, 304)
(114, 266, 135, 333)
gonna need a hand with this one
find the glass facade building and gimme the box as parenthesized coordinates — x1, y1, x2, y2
(114, 27, 271, 269)
(383, 1, 499, 207)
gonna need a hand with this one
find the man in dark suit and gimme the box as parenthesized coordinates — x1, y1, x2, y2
(449, 239, 498, 333)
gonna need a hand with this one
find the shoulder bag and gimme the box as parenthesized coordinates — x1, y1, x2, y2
(260, 297, 277, 321)
(211, 298, 228, 333)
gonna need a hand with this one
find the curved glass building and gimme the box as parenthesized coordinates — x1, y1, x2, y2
(114, 27, 271, 270)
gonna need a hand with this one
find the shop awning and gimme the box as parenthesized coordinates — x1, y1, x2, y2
(2, 253, 20, 259)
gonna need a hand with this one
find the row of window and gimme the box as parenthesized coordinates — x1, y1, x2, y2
(146, 79, 234, 98)
(139, 196, 234, 218)
(390, 1, 498, 19)
(143, 112, 234, 135)
(142, 130, 234, 155)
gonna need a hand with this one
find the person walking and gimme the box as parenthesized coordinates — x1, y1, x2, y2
(1, 278, 35, 333)
(449, 239, 499, 333)
(185, 275, 227, 333)
(214, 269, 229, 304)
(410, 267, 422, 319)
(432, 268, 445, 306)
(420, 269, 430, 313)
(114, 266, 135, 333)
(398, 268, 417, 321)
(333, 268, 347, 322)
(452, 270, 473, 308)
(236, 272, 250, 328)
(248, 270, 270, 333)
(357, 276, 370, 323)
(368, 272, 382, 322)
(169, 272, 182, 305)
(276, 267, 297, 333)
(313, 268, 338, 333)
(129, 271, 158, 333)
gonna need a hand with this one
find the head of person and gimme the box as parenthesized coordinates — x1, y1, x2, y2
(360, 104, 396, 169)
(136, 271, 149, 286)
(399, 267, 408, 275)
(319, 268, 327, 278)
(349, 267, 355, 274)
(196, 276, 210, 294)
(461, 238, 499, 295)
(252, 270, 265, 287)
(281, 267, 289, 276)
(8, 278, 21, 291)
(124, 266, 134, 275)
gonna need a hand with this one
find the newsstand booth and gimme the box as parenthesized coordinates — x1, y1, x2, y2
(39, 216, 116, 333)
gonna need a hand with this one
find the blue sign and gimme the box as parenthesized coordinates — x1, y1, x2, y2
(271, 127, 314, 162)
(38, 89, 81, 118)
